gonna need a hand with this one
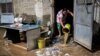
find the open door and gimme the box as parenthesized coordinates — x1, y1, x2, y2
(54, 0, 74, 36)
(74, 0, 96, 50)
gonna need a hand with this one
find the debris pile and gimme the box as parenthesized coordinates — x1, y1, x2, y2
(35, 47, 70, 56)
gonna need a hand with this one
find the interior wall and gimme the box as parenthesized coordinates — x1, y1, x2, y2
(42, 0, 51, 26)
(13, 0, 52, 26)
(13, 0, 36, 15)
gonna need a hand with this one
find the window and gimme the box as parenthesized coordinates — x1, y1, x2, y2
(76, 0, 93, 5)
(1, 3, 13, 13)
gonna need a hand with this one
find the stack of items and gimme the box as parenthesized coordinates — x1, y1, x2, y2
(35, 47, 70, 56)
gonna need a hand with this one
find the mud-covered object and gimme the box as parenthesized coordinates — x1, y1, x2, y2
(0, 28, 11, 56)
(0, 47, 11, 56)
(63, 28, 69, 33)
(22, 14, 36, 24)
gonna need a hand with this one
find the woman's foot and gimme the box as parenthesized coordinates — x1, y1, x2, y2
(60, 44, 68, 47)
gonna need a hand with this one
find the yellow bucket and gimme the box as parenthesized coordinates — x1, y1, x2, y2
(38, 38, 45, 49)
(65, 24, 71, 30)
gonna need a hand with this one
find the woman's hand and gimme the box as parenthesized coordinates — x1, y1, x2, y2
(67, 10, 73, 16)
(62, 26, 65, 29)
(67, 10, 70, 13)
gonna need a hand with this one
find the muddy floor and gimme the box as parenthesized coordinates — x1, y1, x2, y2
(27, 42, 100, 56)
(0, 34, 100, 56)
(0, 41, 100, 56)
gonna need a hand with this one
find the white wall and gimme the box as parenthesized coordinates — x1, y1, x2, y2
(13, 0, 54, 26)
(13, 0, 36, 15)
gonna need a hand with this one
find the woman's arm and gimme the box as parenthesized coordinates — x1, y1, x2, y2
(60, 17, 65, 28)
(67, 10, 74, 16)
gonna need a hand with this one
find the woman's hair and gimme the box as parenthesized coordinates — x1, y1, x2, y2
(62, 8, 67, 11)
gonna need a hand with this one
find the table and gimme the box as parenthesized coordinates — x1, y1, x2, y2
(0, 24, 40, 50)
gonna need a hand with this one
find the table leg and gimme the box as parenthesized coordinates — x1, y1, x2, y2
(0, 28, 6, 46)
(26, 28, 40, 51)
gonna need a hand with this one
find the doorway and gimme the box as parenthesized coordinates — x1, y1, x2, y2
(53, 0, 74, 36)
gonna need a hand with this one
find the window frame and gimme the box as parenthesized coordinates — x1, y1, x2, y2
(1, 2, 13, 14)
